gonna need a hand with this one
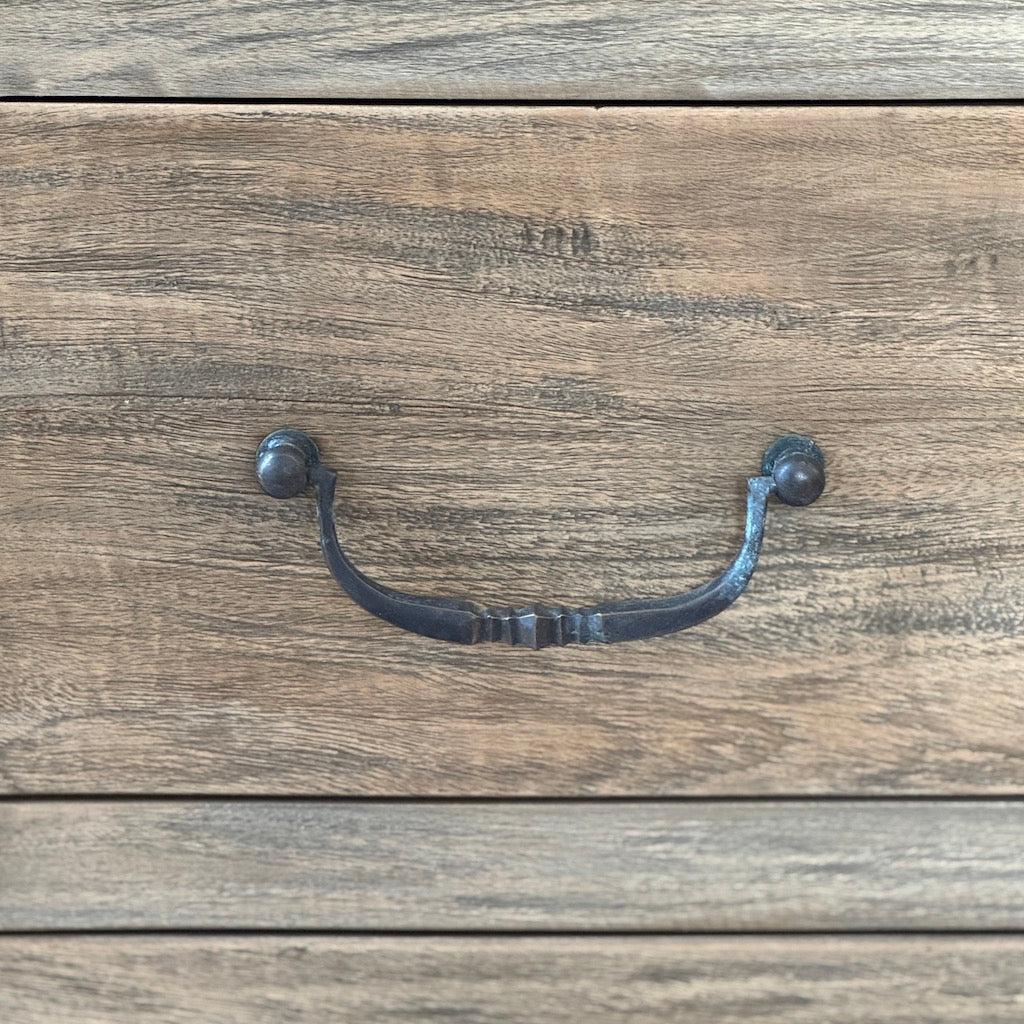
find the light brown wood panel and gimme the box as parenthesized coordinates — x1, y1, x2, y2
(1, 104, 1023, 795)
(4, 800, 1024, 930)
(3, 935, 1023, 1023)
(3, 2, 1024, 99)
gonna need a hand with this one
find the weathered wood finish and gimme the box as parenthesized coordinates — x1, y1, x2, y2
(2, 104, 1023, 795)
(3, 2, 1024, 99)
(4, 800, 1024, 930)
(4, 935, 1023, 1023)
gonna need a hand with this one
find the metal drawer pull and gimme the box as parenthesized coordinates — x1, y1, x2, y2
(256, 430, 824, 648)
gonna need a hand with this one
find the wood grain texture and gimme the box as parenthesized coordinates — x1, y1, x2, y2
(2, 104, 1024, 795)
(4, 935, 1024, 1023)
(4, 800, 1024, 930)
(3, 2, 1024, 99)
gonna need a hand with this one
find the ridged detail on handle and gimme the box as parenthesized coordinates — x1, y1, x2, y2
(475, 604, 606, 648)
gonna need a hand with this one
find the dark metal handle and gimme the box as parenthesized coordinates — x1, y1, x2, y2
(255, 429, 824, 648)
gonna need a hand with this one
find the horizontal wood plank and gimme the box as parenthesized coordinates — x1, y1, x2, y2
(4, 800, 1024, 930)
(4, 935, 1024, 1023)
(3, 2, 1024, 99)
(2, 105, 1024, 795)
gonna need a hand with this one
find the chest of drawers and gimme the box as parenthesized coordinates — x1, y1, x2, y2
(2, 5, 1024, 1022)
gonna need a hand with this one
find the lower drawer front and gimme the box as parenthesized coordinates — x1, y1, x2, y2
(4, 800, 1024, 931)
(4, 936, 1021, 1024)
(5, 799, 1024, 1021)
(1, 104, 1023, 795)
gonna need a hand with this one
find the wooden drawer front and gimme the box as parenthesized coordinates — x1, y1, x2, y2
(6, 936, 1023, 1023)
(5, 800, 1024, 931)
(2, 103, 1023, 795)
(5, 800, 1024, 1020)
(3, 2, 1024, 100)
